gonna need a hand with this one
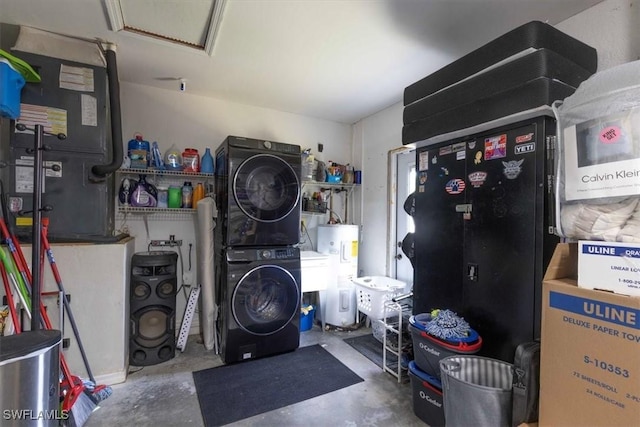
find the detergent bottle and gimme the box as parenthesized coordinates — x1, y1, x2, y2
(200, 148, 214, 174)
(130, 175, 157, 207)
(192, 182, 205, 207)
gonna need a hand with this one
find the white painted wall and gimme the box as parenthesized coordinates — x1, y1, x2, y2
(351, 101, 403, 277)
(556, 0, 640, 71)
(352, 0, 640, 278)
(118, 82, 352, 327)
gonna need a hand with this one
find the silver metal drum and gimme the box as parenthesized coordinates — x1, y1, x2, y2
(0, 330, 62, 427)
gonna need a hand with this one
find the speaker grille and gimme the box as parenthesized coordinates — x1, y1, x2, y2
(129, 251, 178, 366)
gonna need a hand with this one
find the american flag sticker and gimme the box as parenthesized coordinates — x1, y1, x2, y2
(445, 178, 466, 194)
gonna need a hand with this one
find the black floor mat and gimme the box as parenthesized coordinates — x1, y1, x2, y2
(192, 344, 364, 426)
(343, 333, 397, 369)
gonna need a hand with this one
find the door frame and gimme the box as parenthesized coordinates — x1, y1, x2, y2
(386, 146, 414, 278)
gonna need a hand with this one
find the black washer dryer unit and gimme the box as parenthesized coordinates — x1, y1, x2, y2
(219, 246, 301, 364)
(215, 136, 301, 247)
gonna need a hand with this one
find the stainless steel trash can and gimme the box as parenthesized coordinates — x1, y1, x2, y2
(0, 330, 62, 426)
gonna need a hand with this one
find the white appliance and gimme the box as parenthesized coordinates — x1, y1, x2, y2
(316, 224, 359, 327)
(300, 251, 330, 330)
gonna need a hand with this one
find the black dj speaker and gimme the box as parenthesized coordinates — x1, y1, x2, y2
(129, 251, 178, 366)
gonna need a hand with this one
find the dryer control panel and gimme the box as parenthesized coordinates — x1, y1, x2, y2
(227, 247, 300, 262)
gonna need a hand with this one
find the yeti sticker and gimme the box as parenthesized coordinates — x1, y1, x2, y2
(502, 159, 524, 179)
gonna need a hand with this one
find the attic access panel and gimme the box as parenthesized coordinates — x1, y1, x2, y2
(104, 0, 226, 54)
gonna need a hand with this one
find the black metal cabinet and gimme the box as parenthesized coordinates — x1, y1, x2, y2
(413, 116, 559, 362)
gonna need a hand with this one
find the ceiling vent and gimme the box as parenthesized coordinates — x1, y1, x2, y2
(104, 0, 226, 55)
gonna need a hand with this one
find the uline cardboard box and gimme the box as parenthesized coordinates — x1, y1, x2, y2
(578, 240, 640, 296)
(540, 243, 640, 426)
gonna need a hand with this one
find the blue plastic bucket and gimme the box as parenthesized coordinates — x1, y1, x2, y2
(300, 305, 315, 332)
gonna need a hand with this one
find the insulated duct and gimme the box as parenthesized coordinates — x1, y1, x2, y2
(91, 43, 123, 179)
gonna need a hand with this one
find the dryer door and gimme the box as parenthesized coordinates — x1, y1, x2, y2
(231, 264, 300, 335)
(233, 154, 300, 222)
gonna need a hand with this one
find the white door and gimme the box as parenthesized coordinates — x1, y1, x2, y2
(395, 150, 415, 290)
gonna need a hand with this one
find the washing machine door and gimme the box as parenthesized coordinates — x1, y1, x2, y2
(232, 264, 300, 335)
(233, 154, 300, 222)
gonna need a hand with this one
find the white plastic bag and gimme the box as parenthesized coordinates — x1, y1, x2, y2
(554, 60, 640, 242)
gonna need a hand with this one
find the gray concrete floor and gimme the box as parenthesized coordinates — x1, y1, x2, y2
(84, 325, 426, 427)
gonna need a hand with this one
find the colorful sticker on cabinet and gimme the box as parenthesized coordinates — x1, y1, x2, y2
(440, 167, 449, 177)
(515, 142, 535, 155)
(484, 134, 507, 160)
(418, 151, 429, 171)
(502, 159, 524, 179)
(432, 155, 438, 164)
(468, 140, 477, 150)
(474, 151, 483, 165)
(452, 142, 466, 152)
(515, 132, 534, 143)
(456, 150, 466, 160)
(445, 178, 466, 194)
(468, 171, 488, 188)
(439, 145, 452, 156)
(419, 172, 428, 185)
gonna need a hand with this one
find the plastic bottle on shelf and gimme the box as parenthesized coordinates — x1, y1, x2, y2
(182, 148, 200, 173)
(343, 164, 354, 184)
(168, 186, 181, 208)
(127, 134, 150, 169)
(192, 182, 205, 207)
(200, 148, 214, 175)
(182, 181, 193, 208)
(164, 144, 183, 171)
(156, 186, 168, 208)
(130, 175, 157, 207)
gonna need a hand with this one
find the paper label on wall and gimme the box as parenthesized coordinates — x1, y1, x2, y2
(564, 109, 640, 201)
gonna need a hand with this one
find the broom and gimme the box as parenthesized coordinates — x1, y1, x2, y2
(0, 221, 98, 426)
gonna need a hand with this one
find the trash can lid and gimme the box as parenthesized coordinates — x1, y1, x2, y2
(0, 330, 62, 362)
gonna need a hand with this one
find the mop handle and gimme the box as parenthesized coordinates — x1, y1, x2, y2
(0, 218, 78, 384)
(0, 261, 21, 333)
(0, 218, 34, 291)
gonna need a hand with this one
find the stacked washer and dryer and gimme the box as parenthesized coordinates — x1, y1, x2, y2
(214, 136, 302, 364)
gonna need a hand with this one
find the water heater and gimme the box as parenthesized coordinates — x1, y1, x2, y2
(317, 224, 359, 327)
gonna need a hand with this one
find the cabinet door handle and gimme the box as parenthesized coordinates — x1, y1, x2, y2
(467, 263, 478, 281)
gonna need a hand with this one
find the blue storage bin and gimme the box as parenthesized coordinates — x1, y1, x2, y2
(0, 60, 26, 119)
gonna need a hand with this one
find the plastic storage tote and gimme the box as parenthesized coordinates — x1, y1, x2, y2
(409, 314, 482, 379)
(440, 355, 513, 427)
(409, 361, 445, 427)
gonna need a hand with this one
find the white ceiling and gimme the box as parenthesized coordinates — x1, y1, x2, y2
(0, 0, 603, 124)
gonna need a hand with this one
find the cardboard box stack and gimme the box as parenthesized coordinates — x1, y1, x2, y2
(540, 243, 640, 426)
